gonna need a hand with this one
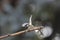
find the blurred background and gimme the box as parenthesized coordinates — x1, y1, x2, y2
(0, 0, 60, 40)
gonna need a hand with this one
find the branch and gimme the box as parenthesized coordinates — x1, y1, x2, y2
(0, 26, 42, 39)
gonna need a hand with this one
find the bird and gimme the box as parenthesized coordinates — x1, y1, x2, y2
(22, 15, 34, 30)
(22, 15, 53, 40)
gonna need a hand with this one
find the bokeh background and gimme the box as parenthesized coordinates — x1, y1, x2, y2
(0, 0, 60, 40)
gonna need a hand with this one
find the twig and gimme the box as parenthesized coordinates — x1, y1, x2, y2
(0, 27, 42, 39)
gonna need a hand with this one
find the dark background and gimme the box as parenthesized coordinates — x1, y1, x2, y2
(0, 0, 60, 40)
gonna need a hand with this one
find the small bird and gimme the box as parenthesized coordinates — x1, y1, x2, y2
(22, 15, 34, 30)
(22, 15, 53, 40)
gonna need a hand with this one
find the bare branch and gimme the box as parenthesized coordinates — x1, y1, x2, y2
(0, 26, 42, 39)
